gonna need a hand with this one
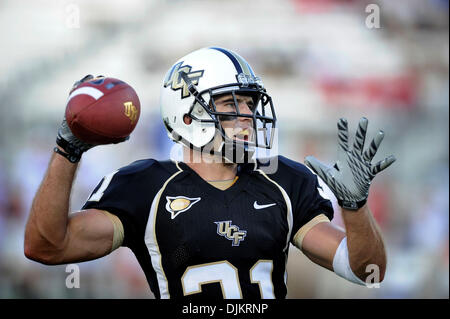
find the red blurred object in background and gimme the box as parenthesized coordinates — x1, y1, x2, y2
(317, 73, 418, 109)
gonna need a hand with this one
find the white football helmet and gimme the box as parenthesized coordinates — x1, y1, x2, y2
(160, 47, 276, 161)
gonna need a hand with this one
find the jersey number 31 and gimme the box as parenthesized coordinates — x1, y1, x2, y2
(182, 260, 275, 298)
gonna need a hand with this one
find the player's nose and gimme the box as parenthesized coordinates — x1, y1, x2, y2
(238, 101, 253, 117)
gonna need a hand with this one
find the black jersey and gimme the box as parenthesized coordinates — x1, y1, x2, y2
(82, 156, 333, 299)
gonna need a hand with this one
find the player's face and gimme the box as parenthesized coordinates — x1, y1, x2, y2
(213, 93, 255, 143)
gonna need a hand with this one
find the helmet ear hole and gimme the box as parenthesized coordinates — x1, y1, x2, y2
(183, 114, 192, 125)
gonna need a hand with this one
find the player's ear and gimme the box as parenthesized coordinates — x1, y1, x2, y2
(183, 114, 192, 125)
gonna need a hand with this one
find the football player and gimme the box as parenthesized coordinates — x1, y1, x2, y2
(24, 47, 395, 299)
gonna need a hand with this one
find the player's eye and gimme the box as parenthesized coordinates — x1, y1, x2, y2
(222, 102, 236, 111)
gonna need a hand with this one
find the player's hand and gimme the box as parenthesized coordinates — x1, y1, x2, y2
(55, 75, 98, 163)
(304, 117, 396, 211)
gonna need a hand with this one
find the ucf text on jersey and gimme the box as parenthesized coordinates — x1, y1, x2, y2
(82, 156, 333, 299)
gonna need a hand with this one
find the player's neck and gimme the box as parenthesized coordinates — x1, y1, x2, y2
(182, 147, 237, 181)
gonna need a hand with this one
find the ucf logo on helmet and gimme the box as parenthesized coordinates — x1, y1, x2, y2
(163, 61, 204, 99)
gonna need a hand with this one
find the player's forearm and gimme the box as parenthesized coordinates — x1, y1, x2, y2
(341, 204, 386, 282)
(24, 151, 79, 262)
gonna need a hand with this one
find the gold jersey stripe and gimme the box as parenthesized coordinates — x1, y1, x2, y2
(292, 214, 330, 251)
(256, 169, 293, 253)
(146, 167, 184, 299)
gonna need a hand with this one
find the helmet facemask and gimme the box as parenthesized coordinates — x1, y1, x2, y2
(180, 71, 277, 163)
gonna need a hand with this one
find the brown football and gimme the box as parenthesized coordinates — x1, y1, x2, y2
(65, 77, 140, 144)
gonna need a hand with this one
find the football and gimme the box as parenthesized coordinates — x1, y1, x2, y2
(65, 76, 141, 144)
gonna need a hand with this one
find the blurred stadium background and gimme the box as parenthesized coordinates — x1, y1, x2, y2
(0, 0, 448, 299)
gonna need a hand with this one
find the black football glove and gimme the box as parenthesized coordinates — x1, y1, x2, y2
(304, 117, 396, 211)
(55, 75, 96, 163)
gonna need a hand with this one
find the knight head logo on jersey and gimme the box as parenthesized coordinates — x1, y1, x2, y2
(163, 61, 204, 99)
(165, 196, 201, 219)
